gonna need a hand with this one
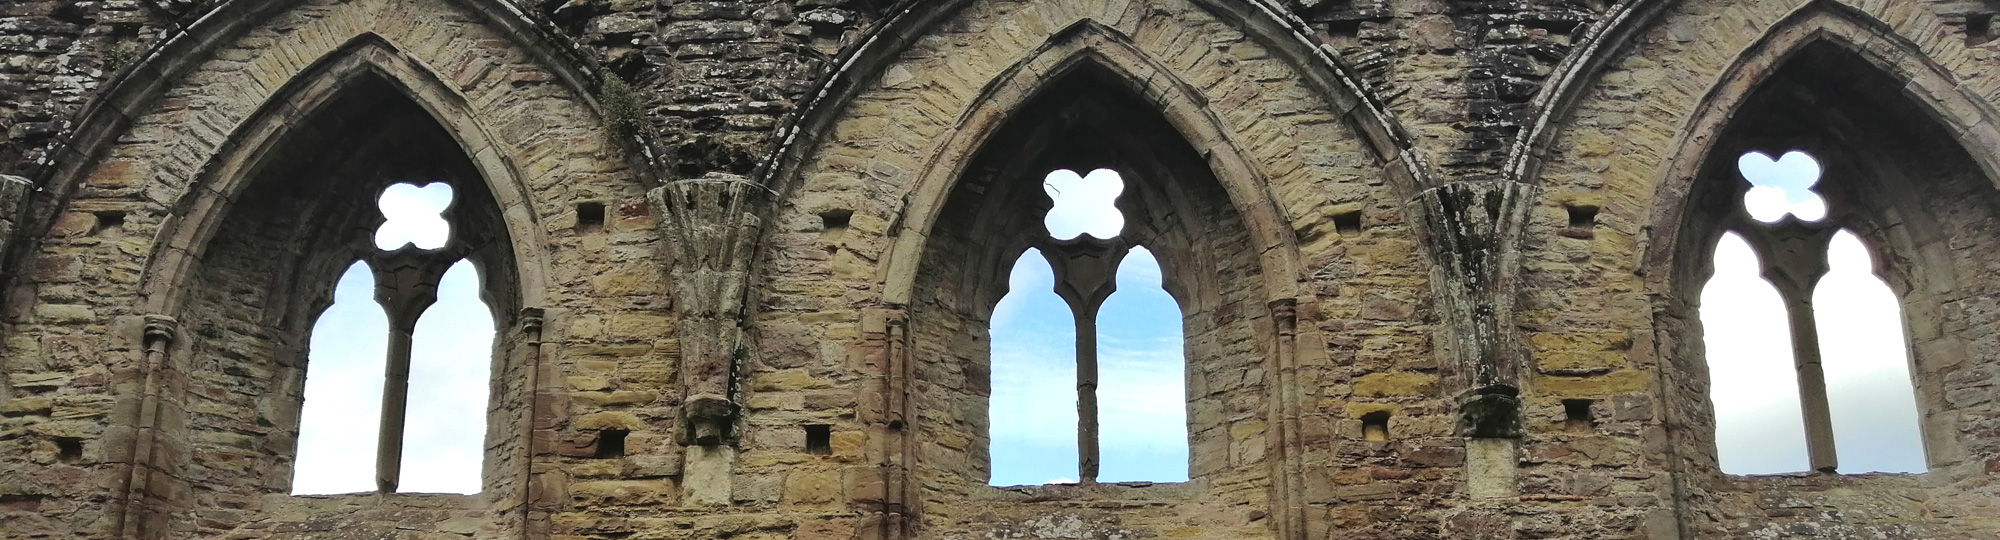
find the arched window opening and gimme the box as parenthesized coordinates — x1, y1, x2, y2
(1701, 232, 1809, 475)
(1700, 149, 1925, 475)
(400, 259, 495, 493)
(373, 182, 454, 250)
(293, 182, 493, 495)
(987, 169, 1188, 486)
(293, 262, 390, 495)
(988, 249, 1080, 486)
(1043, 168, 1126, 240)
(1095, 246, 1188, 483)
(1814, 231, 1925, 473)
(1738, 151, 1827, 223)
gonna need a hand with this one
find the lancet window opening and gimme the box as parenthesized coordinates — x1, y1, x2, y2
(294, 181, 494, 495)
(1700, 149, 1925, 475)
(989, 168, 1188, 486)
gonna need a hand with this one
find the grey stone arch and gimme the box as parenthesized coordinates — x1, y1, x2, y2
(114, 35, 555, 537)
(1642, 4, 2000, 534)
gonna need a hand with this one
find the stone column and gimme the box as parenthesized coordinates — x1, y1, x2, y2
(859, 308, 913, 540)
(516, 307, 552, 540)
(1743, 224, 1837, 472)
(1267, 298, 1308, 540)
(367, 248, 451, 492)
(647, 175, 767, 505)
(116, 314, 178, 540)
(1041, 235, 1128, 484)
(1408, 181, 1538, 498)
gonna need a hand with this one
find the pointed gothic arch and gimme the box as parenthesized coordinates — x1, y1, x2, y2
(138, 34, 548, 316)
(1514, 0, 2000, 186)
(888, 28, 1294, 539)
(878, 20, 1305, 305)
(13, 1, 657, 535)
(1644, 6, 2000, 534)
(104, 33, 544, 537)
(758, 0, 1430, 199)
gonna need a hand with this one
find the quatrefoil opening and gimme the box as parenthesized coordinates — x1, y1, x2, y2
(373, 182, 455, 251)
(1737, 150, 1827, 223)
(1042, 168, 1126, 240)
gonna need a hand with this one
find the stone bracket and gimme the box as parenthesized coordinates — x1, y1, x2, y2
(1457, 384, 1522, 439)
(647, 175, 768, 447)
(1408, 181, 1539, 399)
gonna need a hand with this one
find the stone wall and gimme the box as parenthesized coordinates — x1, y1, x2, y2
(2, 0, 1999, 539)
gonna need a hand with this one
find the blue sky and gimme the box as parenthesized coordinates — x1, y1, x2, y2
(987, 170, 1189, 486)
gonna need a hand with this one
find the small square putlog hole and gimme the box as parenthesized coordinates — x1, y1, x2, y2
(92, 211, 125, 237)
(818, 210, 854, 254)
(805, 424, 832, 455)
(1562, 399, 1595, 431)
(1333, 210, 1364, 237)
(1561, 204, 1598, 238)
(54, 437, 83, 463)
(819, 209, 852, 230)
(1969, 13, 1994, 45)
(594, 429, 628, 458)
(1360, 411, 1390, 442)
(576, 202, 606, 233)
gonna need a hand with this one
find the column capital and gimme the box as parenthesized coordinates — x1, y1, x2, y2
(142, 315, 178, 347)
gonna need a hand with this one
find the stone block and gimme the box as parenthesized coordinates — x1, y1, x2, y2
(1352, 372, 1437, 398)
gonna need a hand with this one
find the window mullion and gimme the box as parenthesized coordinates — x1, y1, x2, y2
(1756, 224, 1840, 473)
(1778, 289, 1838, 472)
(1073, 302, 1100, 484)
(376, 315, 418, 493)
(368, 251, 450, 492)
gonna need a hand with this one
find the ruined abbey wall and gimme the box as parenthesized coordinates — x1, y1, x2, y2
(1, 0, 1998, 539)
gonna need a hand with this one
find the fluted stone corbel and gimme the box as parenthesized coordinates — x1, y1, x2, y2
(647, 175, 766, 447)
(1408, 181, 1539, 438)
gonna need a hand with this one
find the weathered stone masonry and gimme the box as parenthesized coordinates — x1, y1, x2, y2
(2, 0, 1999, 539)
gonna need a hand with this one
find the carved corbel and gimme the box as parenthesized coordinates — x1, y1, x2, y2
(647, 175, 767, 446)
(1408, 182, 1539, 437)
